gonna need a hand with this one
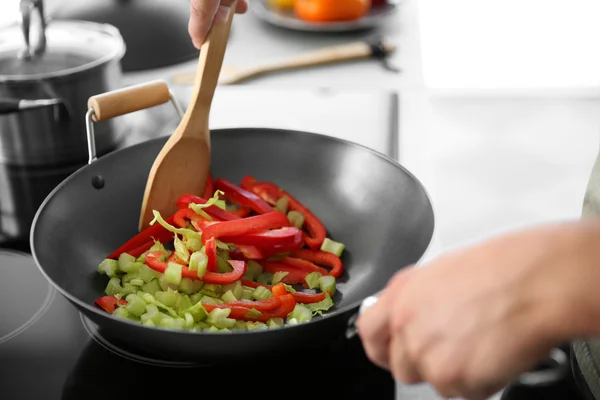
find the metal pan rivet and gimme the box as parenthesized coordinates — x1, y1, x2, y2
(91, 175, 105, 189)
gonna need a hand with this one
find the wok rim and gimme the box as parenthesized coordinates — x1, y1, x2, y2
(29, 127, 436, 337)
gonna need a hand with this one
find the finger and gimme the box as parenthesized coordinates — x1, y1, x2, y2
(235, 0, 249, 14)
(389, 333, 423, 384)
(189, 0, 221, 49)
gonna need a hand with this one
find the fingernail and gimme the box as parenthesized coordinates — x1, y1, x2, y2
(214, 5, 231, 23)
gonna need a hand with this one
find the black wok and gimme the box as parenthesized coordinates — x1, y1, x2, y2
(30, 83, 435, 362)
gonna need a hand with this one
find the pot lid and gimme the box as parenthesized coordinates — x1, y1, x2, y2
(0, 18, 125, 82)
(47, 0, 200, 72)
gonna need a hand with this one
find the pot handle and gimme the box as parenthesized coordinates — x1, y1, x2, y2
(85, 80, 184, 164)
(346, 295, 569, 388)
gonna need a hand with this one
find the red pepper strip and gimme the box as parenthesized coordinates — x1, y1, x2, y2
(235, 245, 266, 260)
(145, 252, 246, 285)
(214, 178, 274, 215)
(174, 208, 205, 229)
(220, 227, 303, 248)
(175, 195, 240, 221)
(279, 257, 329, 275)
(245, 180, 327, 250)
(167, 252, 188, 266)
(201, 296, 281, 312)
(200, 211, 290, 245)
(260, 261, 309, 285)
(290, 249, 344, 277)
(107, 215, 176, 259)
(123, 240, 155, 258)
(240, 175, 258, 191)
(94, 296, 127, 313)
(204, 294, 296, 322)
(232, 207, 252, 218)
(242, 280, 326, 304)
(202, 172, 215, 199)
(205, 237, 217, 272)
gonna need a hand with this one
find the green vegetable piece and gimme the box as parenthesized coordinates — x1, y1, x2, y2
(139, 264, 162, 283)
(305, 293, 334, 315)
(124, 294, 147, 317)
(223, 281, 243, 300)
(289, 304, 312, 323)
(200, 295, 223, 305)
(183, 301, 208, 322)
(287, 318, 299, 325)
(195, 321, 211, 330)
(113, 307, 129, 320)
(206, 325, 220, 332)
(176, 294, 193, 315)
(185, 237, 202, 252)
(272, 271, 289, 285)
(244, 308, 262, 319)
(118, 253, 136, 271)
(188, 190, 224, 220)
(154, 291, 178, 307)
(202, 283, 222, 294)
(97, 259, 119, 278)
(233, 320, 247, 331)
(257, 272, 273, 286)
(283, 284, 296, 294)
(275, 196, 289, 213)
(287, 211, 304, 229)
(129, 278, 144, 287)
(158, 316, 185, 330)
(216, 241, 230, 251)
(143, 319, 155, 327)
(140, 304, 163, 324)
(183, 312, 194, 329)
(158, 274, 177, 291)
(206, 308, 236, 329)
(216, 256, 232, 273)
(214, 199, 227, 210)
(164, 262, 182, 286)
(150, 210, 201, 244)
(246, 321, 268, 331)
(241, 288, 254, 300)
(121, 284, 137, 296)
(189, 251, 208, 279)
(121, 272, 138, 284)
(252, 286, 273, 300)
(141, 279, 162, 296)
(179, 277, 200, 294)
(105, 277, 124, 296)
(267, 318, 284, 328)
(221, 290, 237, 303)
(320, 237, 345, 257)
(173, 236, 190, 263)
(243, 260, 263, 280)
(190, 292, 203, 305)
(318, 275, 336, 296)
(140, 293, 179, 318)
(304, 271, 322, 289)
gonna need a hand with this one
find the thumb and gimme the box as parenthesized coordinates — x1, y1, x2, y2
(188, 0, 221, 49)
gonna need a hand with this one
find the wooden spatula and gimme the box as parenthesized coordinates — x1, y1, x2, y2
(138, 1, 237, 230)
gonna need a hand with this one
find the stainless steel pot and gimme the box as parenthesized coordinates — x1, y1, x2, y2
(0, 0, 127, 166)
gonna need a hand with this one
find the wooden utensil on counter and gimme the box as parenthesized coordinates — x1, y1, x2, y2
(171, 39, 397, 85)
(89, 1, 237, 231)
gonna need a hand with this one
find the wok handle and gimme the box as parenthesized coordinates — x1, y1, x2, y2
(346, 295, 569, 389)
(87, 80, 181, 122)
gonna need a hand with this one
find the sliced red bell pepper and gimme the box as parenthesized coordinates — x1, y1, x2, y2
(203, 293, 295, 322)
(175, 194, 240, 221)
(260, 260, 309, 285)
(200, 211, 290, 245)
(167, 252, 188, 265)
(215, 178, 274, 215)
(290, 249, 344, 277)
(280, 256, 329, 275)
(145, 251, 246, 285)
(122, 240, 155, 258)
(174, 208, 205, 229)
(240, 175, 258, 191)
(220, 227, 302, 248)
(232, 207, 252, 218)
(202, 296, 281, 312)
(242, 280, 327, 304)
(202, 172, 215, 199)
(205, 237, 217, 272)
(243, 178, 327, 250)
(234, 245, 266, 260)
(94, 296, 127, 313)
(107, 215, 175, 259)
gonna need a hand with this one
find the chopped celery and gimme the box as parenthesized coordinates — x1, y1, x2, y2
(272, 271, 288, 285)
(252, 286, 273, 300)
(289, 304, 312, 323)
(139, 293, 179, 318)
(113, 307, 129, 320)
(206, 325, 220, 332)
(97, 259, 119, 278)
(190, 292, 203, 305)
(222, 281, 243, 300)
(216, 241, 230, 251)
(176, 294, 193, 315)
(202, 283, 222, 294)
(173, 236, 190, 263)
(267, 317, 284, 328)
(183, 312, 194, 329)
(275, 196, 289, 213)
(233, 320, 247, 331)
(143, 319, 155, 327)
(188, 190, 224, 220)
(216, 256, 232, 273)
(139, 264, 161, 283)
(189, 251, 208, 278)
(246, 321, 268, 331)
(140, 304, 163, 324)
(221, 290, 237, 303)
(241, 288, 254, 300)
(183, 301, 208, 322)
(283, 284, 296, 294)
(244, 308, 261, 319)
(141, 279, 162, 296)
(179, 277, 202, 294)
(129, 278, 144, 287)
(154, 291, 178, 307)
(206, 308, 236, 329)
(121, 284, 137, 296)
(200, 295, 223, 305)
(195, 321, 211, 330)
(150, 210, 201, 244)
(320, 237, 345, 257)
(318, 275, 336, 295)
(164, 262, 182, 286)
(122, 272, 139, 284)
(304, 271, 322, 289)
(287, 211, 304, 228)
(185, 237, 202, 252)
(214, 199, 227, 210)
(118, 253, 136, 271)
(125, 294, 147, 317)
(158, 274, 178, 291)
(243, 260, 263, 280)
(287, 318, 299, 325)
(305, 293, 334, 315)
(158, 317, 186, 330)
(257, 272, 273, 286)
(105, 277, 124, 296)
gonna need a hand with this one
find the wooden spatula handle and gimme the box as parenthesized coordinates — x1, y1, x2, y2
(88, 80, 171, 122)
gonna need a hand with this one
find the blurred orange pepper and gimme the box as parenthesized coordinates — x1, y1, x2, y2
(294, 0, 371, 22)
